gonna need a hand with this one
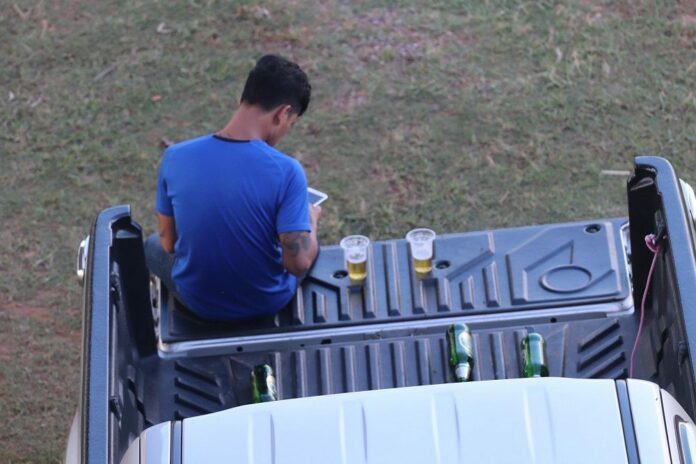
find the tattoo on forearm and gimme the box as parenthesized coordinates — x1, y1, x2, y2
(282, 232, 312, 257)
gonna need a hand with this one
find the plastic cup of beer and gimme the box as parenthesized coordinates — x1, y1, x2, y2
(406, 228, 436, 274)
(340, 235, 370, 282)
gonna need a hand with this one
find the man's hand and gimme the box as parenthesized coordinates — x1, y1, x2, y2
(310, 204, 322, 228)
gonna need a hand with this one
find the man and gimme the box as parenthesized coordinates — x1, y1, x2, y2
(145, 54, 320, 321)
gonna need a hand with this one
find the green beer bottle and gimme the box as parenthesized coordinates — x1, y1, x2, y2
(447, 323, 474, 382)
(521, 332, 549, 378)
(251, 364, 278, 403)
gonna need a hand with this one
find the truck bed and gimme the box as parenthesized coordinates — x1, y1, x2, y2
(143, 218, 634, 419)
(75, 156, 696, 463)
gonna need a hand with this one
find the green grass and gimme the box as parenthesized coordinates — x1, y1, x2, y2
(1, 0, 694, 461)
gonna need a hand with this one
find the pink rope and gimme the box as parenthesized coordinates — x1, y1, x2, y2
(629, 234, 661, 378)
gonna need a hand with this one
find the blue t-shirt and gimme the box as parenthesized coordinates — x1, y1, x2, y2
(156, 134, 311, 320)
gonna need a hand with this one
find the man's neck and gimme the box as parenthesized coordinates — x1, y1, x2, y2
(218, 105, 268, 142)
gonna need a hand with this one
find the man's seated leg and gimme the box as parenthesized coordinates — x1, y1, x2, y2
(144, 233, 177, 294)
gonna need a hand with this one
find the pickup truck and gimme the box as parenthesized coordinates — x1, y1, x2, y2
(65, 156, 696, 463)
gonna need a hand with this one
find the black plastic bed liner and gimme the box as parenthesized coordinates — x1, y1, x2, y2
(130, 314, 639, 424)
(128, 217, 638, 425)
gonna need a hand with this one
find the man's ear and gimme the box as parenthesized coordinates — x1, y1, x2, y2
(272, 104, 293, 124)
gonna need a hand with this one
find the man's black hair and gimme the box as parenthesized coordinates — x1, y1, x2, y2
(240, 54, 311, 116)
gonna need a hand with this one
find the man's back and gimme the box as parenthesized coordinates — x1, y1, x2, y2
(156, 134, 310, 320)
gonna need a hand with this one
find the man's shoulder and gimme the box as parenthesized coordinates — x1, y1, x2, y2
(251, 140, 303, 172)
(165, 134, 214, 156)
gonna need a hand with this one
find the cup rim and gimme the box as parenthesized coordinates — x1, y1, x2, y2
(340, 235, 370, 249)
(405, 228, 436, 243)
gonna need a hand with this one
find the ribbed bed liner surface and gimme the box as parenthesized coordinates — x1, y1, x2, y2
(160, 218, 631, 343)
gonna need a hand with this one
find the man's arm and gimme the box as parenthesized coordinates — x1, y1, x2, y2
(158, 214, 177, 254)
(279, 205, 321, 276)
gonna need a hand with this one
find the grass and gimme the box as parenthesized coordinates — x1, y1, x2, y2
(0, 0, 694, 461)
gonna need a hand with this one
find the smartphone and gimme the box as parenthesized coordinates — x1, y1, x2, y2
(308, 187, 328, 206)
